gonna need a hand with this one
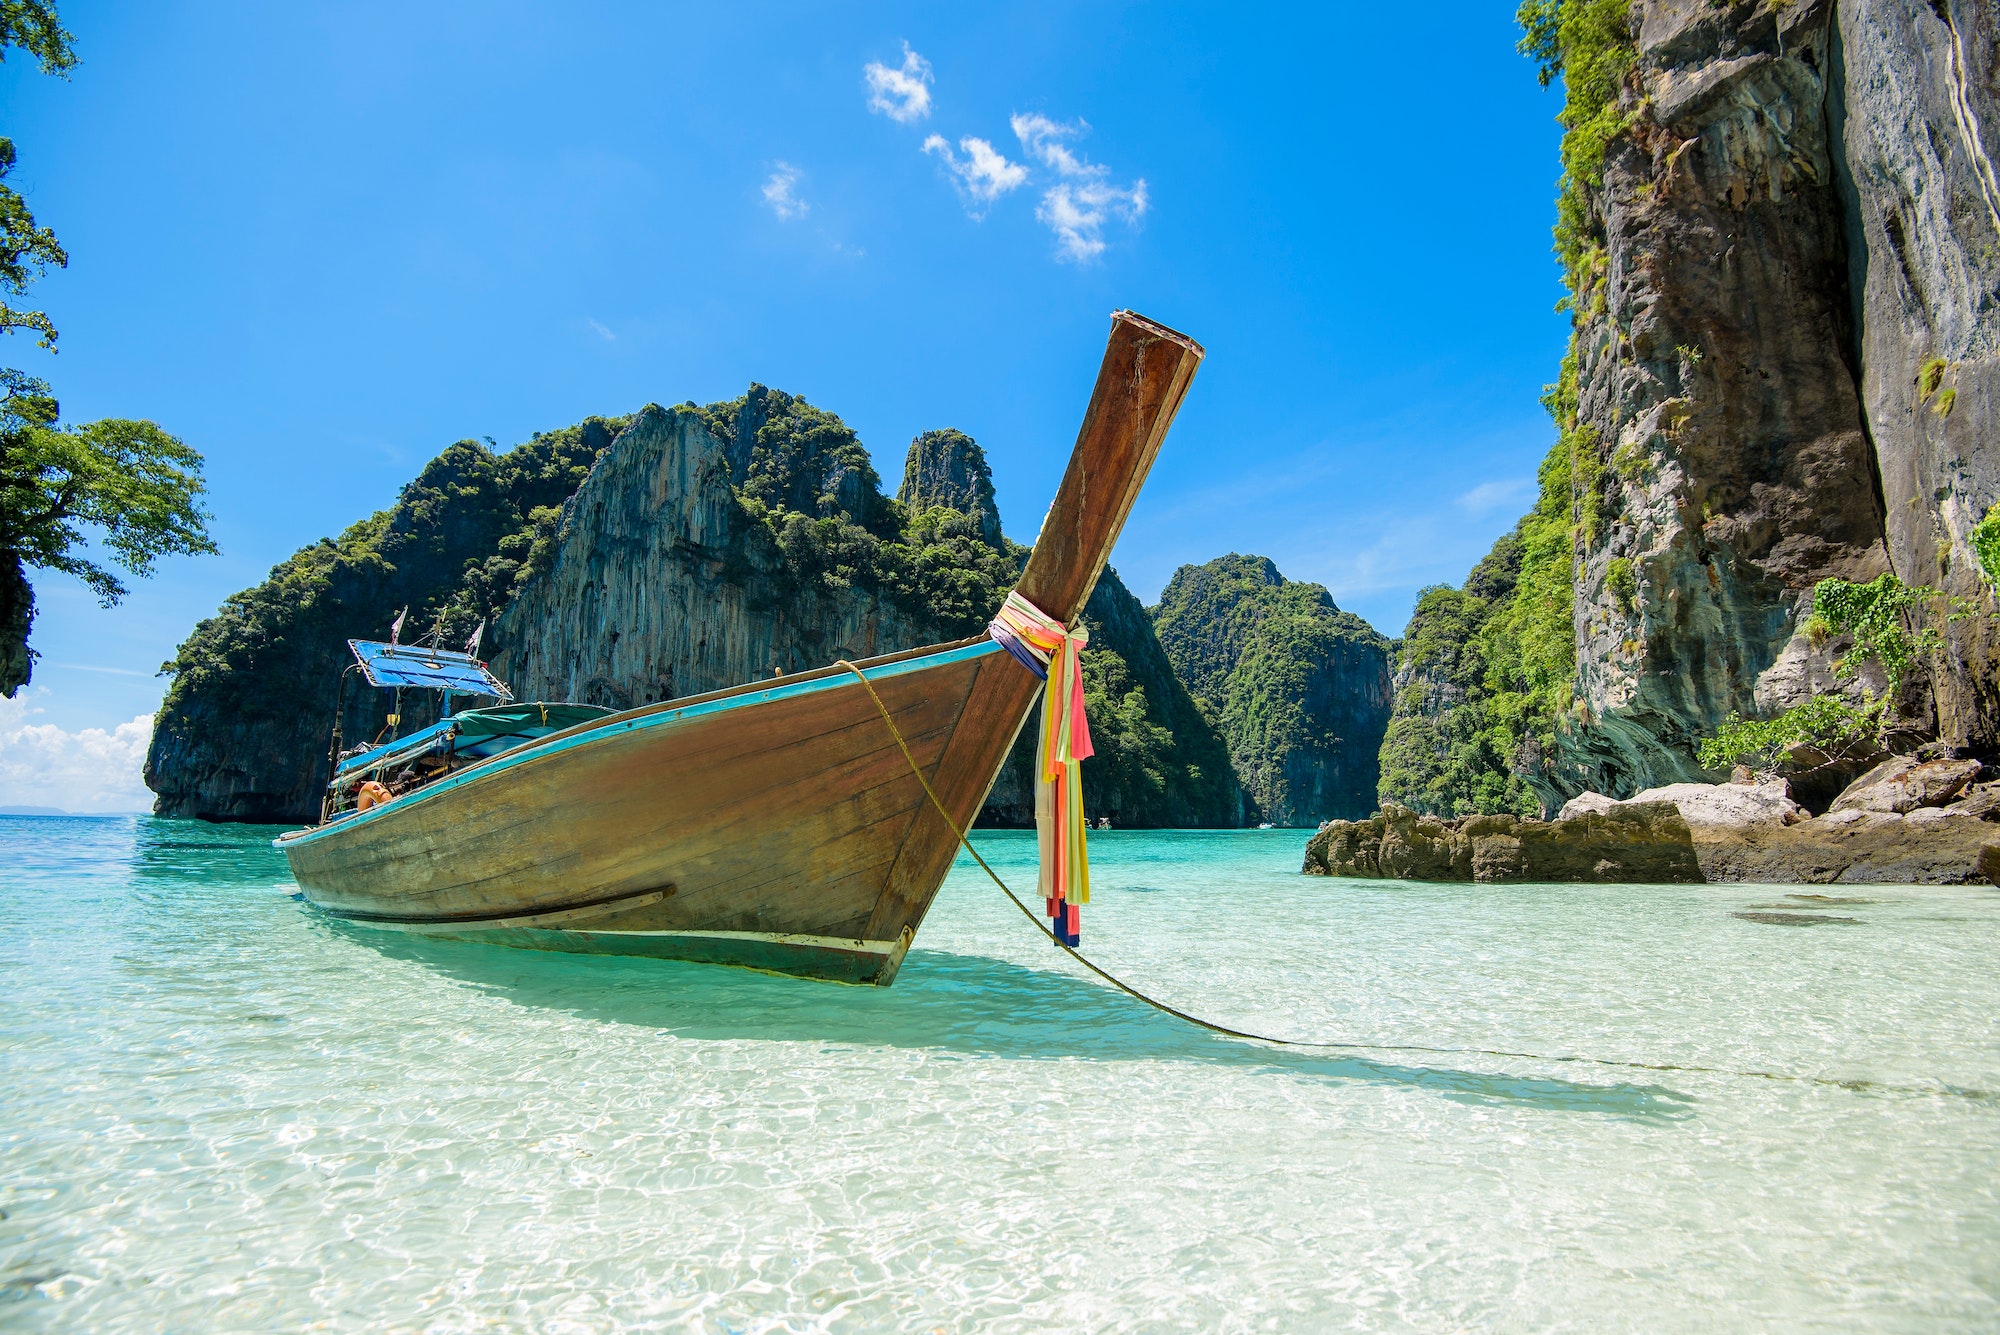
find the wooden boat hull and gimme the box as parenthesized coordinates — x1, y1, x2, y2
(280, 310, 1204, 984)
(285, 637, 1037, 984)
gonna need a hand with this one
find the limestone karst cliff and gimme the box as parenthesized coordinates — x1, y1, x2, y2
(1151, 554, 1392, 825)
(491, 391, 1241, 828)
(1385, 0, 1999, 814)
(147, 387, 1241, 828)
(145, 422, 619, 821)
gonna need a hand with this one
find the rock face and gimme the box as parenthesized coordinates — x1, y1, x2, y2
(1378, 0, 2000, 812)
(1302, 802, 1703, 884)
(147, 424, 618, 821)
(1565, 0, 1891, 794)
(1831, 0, 2000, 745)
(490, 405, 939, 705)
(897, 428, 1002, 549)
(1152, 554, 1392, 825)
(150, 389, 1242, 829)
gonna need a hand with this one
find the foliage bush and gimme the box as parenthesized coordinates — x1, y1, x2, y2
(1696, 572, 1979, 768)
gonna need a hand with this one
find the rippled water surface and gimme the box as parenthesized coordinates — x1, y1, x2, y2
(5, 816, 2000, 1331)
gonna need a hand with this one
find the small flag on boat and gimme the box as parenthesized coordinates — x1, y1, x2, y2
(990, 590, 1092, 947)
(389, 606, 408, 645)
(464, 618, 485, 659)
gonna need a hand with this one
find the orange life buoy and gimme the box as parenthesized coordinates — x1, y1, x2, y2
(356, 780, 393, 811)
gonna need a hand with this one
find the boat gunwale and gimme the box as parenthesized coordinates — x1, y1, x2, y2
(278, 635, 1011, 850)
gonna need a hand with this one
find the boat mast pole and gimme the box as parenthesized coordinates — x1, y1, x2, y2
(321, 665, 358, 824)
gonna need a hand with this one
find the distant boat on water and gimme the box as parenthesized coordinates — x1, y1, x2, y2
(277, 311, 1203, 984)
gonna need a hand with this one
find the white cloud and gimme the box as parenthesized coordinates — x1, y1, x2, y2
(864, 44, 933, 123)
(1010, 113, 1092, 177)
(1456, 478, 1534, 516)
(0, 691, 154, 813)
(922, 134, 1028, 214)
(1009, 113, 1148, 261)
(1037, 179, 1149, 262)
(762, 162, 809, 220)
(586, 319, 616, 342)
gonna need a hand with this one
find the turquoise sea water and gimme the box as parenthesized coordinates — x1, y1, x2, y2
(4, 816, 1999, 1331)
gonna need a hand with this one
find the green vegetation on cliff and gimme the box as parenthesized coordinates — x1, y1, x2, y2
(1697, 574, 1984, 770)
(1373, 1, 1639, 817)
(1152, 554, 1390, 825)
(699, 387, 1023, 639)
(1378, 535, 1549, 817)
(151, 388, 1241, 828)
(161, 422, 619, 708)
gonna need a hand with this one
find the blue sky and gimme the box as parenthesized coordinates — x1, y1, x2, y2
(0, 1, 1569, 806)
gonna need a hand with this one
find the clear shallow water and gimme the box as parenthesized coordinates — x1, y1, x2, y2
(4, 817, 1999, 1332)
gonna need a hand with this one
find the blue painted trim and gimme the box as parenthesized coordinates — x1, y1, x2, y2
(277, 639, 1006, 850)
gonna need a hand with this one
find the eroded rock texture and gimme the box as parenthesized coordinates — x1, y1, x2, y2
(1302, 802, 1703, 883)
(1831, 0, 2000, 745)
(490, 406, 938, 705)
(1568, 0, 1890, 795)
(149, 392, 1241, 828)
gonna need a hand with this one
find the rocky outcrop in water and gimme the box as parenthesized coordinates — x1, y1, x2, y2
(1302, 801, 1703, 883)
(1549, 758, 2000, 883)
(149, 389, 1240, 828)
(1151, 554, 1392, 825)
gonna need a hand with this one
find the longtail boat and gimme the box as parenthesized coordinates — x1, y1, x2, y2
(278, 311, 1203, 984)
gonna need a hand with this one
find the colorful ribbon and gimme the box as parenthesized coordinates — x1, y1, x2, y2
(989, 591, 1093, 946)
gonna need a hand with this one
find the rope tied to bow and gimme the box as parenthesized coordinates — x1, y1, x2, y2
(989, 591, 1093, 946)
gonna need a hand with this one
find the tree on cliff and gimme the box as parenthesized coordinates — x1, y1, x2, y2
(0, 1, 215, 695)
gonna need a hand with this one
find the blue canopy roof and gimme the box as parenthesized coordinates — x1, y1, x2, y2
(349, 640, 511, 697)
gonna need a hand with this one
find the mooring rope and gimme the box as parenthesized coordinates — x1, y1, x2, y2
(836, 660, 1991, 1101)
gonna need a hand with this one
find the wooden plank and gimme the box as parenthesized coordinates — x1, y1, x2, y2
(1016, 312, 1203, 623)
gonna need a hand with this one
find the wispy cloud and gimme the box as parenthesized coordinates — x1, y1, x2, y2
(922, 135, 1028, 215)
(1455, 478, 1533, 516)
(586, 319, 616, 342)
(1037, 180, 1148, 261)
(864, 44, 933, 123)
(1009, 113, 1147, 261)
(761, 162, 809, 220)
(0, 692, 153, 813)
(1010, 113, 1091, 177)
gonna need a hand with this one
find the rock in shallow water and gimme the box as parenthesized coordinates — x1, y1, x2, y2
(1303, 802, 1702, 884)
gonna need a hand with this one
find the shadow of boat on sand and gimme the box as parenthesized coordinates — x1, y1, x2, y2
(330, 920, 1696, 1123)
